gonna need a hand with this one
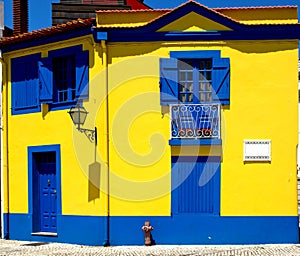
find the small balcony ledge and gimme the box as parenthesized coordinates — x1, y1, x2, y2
(169, 138, 222, 146)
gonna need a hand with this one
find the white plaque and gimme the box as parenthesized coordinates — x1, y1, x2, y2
(244, 140, 271, 161)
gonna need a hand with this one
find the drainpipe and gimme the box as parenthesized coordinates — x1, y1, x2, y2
(92, 29, 110, 246)
(0, 53, 8, 239)
(101, 38, 110, 247)
(92, 29, 109, 246)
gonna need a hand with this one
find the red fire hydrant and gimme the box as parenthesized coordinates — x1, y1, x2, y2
(141, 221, 154, 246)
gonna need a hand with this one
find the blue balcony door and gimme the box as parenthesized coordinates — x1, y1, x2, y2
(172, 156, 220, 215)
(33, 152, 57, 233)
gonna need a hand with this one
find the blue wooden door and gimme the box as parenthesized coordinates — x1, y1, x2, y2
(36, 152, 57, 233)
(172, 156, 220, 215)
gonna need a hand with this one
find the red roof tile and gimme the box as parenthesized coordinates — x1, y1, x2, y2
(95, 9, 170, 13)
(0, 18, 95, 46)
(214, 5, 297, 11)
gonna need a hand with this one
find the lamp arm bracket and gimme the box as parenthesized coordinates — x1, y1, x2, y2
(78, 128, 96, 144)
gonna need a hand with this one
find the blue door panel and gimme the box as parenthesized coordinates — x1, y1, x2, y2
(34, 152, 57, 233)
(172, 156, 220, 215)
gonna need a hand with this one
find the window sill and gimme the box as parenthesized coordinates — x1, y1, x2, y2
(169, 138, 222, 146)
(12, 106, 41, 115)
(31, 232, 58, 237)
(48, 101, 78, 111)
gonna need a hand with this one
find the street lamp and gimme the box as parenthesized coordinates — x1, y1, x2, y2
(68, 103, 97, 144)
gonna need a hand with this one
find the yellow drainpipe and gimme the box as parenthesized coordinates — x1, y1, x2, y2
(0, 54, 9, 239)
(101, 39, 110, 246)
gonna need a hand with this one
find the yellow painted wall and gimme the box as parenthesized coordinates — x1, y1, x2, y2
(105, 40, 298, 216)
(3, 36, 298, 217)
(3, 36, 109, 216)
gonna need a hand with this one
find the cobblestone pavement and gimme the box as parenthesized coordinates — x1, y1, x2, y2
(1, 240, 300, 256)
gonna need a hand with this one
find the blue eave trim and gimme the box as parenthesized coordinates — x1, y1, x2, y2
(1, 27, 93, 53)
(169, 139, 222, 146)
(93, 23, 300, 43)
(170, 50, 221, 59)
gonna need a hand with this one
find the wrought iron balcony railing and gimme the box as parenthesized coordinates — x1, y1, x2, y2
(170, 104, 220, 139)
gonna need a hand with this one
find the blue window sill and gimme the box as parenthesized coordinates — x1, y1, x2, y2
(12, 106, 41, 115)
(48, 101, 78, 111)
(169, 139, 222, 146)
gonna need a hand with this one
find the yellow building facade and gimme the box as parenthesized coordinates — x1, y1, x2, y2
(1, 1, 300, 245)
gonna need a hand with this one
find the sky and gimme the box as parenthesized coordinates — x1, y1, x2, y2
(1, 0, 300, 31)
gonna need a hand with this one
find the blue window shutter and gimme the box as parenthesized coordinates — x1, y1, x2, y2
(38, 58, 53, 103)
(11, 56, 39, 112)
(212, 58, 230, 105)
(26, 64, 39, 108)
(160, 58, 179, 105)
(11, 60, 26, 110)
(75, 50, 89, 99)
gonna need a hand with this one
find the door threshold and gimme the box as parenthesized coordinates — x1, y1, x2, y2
(31, 232, 58, 237)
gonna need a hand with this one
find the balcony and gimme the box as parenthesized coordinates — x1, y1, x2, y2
(170, 104, 220, 140)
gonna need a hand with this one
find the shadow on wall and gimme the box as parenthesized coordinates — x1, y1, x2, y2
(88, 161, 101, 201)
(226, 41, 297, 54)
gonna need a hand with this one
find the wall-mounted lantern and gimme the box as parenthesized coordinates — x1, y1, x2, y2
(68, 103, 97, 144)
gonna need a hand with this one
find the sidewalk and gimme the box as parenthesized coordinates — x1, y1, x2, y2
(1, 240, 300, 256)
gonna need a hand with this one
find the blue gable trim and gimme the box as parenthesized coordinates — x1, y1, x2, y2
(142, 1, 242, 32)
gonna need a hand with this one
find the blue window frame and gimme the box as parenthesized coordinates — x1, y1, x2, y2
(11, 53, 41, 114)
(28, 144, 61, 234)
(160, 50, 230, 105)
(39, 45, 89, 110)
(11, 45, 89, 115)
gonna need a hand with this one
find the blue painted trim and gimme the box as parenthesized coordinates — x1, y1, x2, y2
(3, 213, 9, 239)
(11, 106, 41, 115)
(1, 28, 93, 53)
(142, 1, 242, 32)
(169, 139, 222, 146)
(170, 50, 221, 59)
(4, 214, 299, 245)
(48, 45, 82, 58)
(171, 156, 221, 162)
(97, 26, 300, 43)
(28, 145, 62, 234)
(48, 103, 77, 111)
(4, 214, 105, 245)
(95, 31, 108, 41)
